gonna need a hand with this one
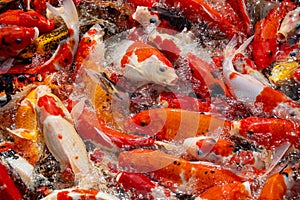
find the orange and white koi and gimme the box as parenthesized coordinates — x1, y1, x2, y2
(183, 136, 270, 170)
(106, 39, 178, 88)
(232, 117, 300, 150)
(122, 108, 231, 141)
(277, 7, 300, 42)
(72, 24, 104, 81)
(41, 188, 119, 200)
(116, 172, 178, 200)
(118, 149, 245, 195)
(0, 26, 39, 61)
(144, 29, 229, 99)
(196, 181, 252, 200)
(0, 9, 54, 33)
(258, 166, 299, 200)
(26, 0, 79, 76)
(252, 0, 296, 69)
(223, 35, 300, 122)
(35, 85, 100, 188)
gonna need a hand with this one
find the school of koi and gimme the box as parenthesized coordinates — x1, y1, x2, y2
(0, 0, 299, 199)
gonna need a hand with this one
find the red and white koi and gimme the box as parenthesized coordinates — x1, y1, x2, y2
(106, 39, 178, 88)
(182, 136, 270, 170)
(41, 188, 119, 200)
(0, 26, 39, 61)
(26, 0, 79, 76)
(223, 35, 300, 122)
(118, 149, 245, 195)
(35, 85, 101, 188)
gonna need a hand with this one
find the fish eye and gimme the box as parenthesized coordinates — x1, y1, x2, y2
(15, 38, 22, 44)
(150, 18, 157, 23)
(159, 66, 166, 72)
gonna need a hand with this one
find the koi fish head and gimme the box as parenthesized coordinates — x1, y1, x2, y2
(113, 40, 178, 86)
(0, 26, 39, 60)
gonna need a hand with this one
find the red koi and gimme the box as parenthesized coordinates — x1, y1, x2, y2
(157, 91, 211, 112)
(116, 172, 178, 199)
(252, 0, 296, 69)
(128, 0, 241, 38)
(0, 9, 54, 33)
(0, 26, 38, 61)
(0, 162, 22, 200)
(118, 149, 245, 195)
(232, 117, 300, 150)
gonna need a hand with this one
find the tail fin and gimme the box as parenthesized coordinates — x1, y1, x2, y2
(46, 0, 79, 29)
(224, 35, 254, 60)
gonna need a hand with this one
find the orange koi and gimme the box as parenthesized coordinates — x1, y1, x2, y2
(122, 108, 231, 141)
(118, 149, 245, 195)
(0, 9, 54, 33)
(232, 117, 300, 150)
(197, 181, 252, 200)
(252, 0, 296, 69)
(0, 26, 38, 61)
(258, 166, 299, 200)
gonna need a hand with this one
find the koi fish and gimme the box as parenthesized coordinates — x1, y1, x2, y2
(116, 172, 178, 199)
(35, 85, 99, 188)
(252, 1, 296, 69)
(105, 39, 178, 88)
(277, 7, 300, 42)
(118, 149, 245, 195)
(0, 9, 54, 33)
(196, 182, 252, 200)
(122, 108, 231, 141)
(0, 26, 39, 61)
(26, 0, 79, 76)
(258, 166, 299, 200)
(223, 35, 300, 122)
(232, 117, 300, 150)
(182, 136, 270, 171)
(6, 86, 43, 164)
(17, 26, 69, 60)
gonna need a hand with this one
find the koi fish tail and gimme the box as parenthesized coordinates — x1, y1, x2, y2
(46, 0, 79, 30)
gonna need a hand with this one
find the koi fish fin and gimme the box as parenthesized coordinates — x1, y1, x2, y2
(6, 128, 37, 141)
(86, 69, 124, 100)
(46, 0, 79, 29)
